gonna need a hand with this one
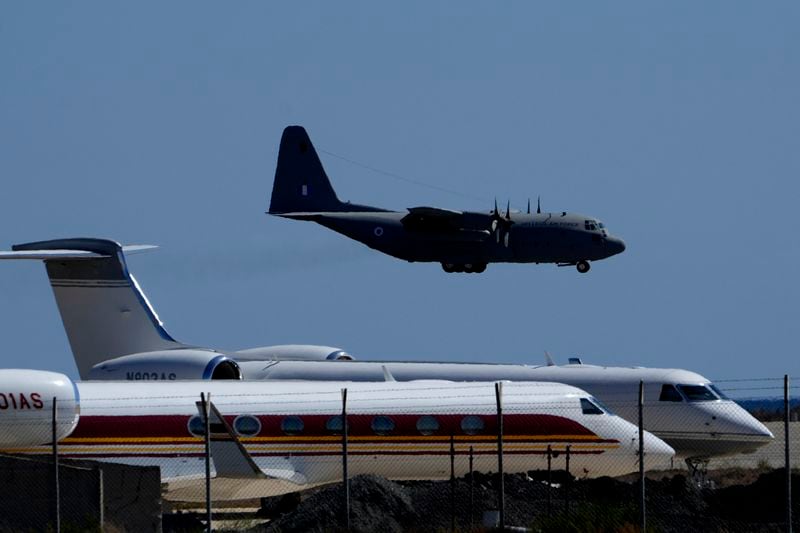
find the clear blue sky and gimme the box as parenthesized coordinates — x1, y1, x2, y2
(1, 3, 798, 381)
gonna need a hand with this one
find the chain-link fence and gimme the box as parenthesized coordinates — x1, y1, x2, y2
(0, 377, 796, 532)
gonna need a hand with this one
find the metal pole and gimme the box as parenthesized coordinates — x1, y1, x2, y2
(341, 388, 350, 532)
(52, 396, 60, 533)
(785, 375, 792, 533)
(565, 445, 571, 519)
(495, 382, 505, 532)
(201, 392, 212, 533)
(469, 445, 474, 528)
(450, 433, 456, 533)
(547, 445, 552, 518)
(639, 380, 646, 533)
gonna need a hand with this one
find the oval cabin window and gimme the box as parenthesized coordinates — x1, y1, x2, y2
(234, 415, 261, 437)
(416, 415, 440, 436)
(460, 416, 485, 435)
(281, 416, 305, 436)
(371, 415, 395, 436)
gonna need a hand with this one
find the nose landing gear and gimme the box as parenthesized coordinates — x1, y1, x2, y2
(576, 260, 591, 274)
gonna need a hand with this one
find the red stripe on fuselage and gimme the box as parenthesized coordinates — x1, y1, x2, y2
(70, 413, 598, 440)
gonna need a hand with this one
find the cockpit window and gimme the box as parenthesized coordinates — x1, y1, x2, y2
(580, 398, 605, 415)
(709, 384, 730, 400)
(584, 220, 598, 231)
(598, 222, 605, 229)
(677, 384, 719, 402)
(659, 384, 683, 402)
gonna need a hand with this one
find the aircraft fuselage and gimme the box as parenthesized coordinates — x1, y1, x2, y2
(293, 210, 626, 269)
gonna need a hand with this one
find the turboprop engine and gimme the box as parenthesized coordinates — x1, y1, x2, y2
(88, 349, 243, 381)
(0, 370, 80, 447)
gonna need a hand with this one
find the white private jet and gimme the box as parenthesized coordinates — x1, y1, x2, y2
(0, 238, 773, 470)
(0, 369, 673, 501)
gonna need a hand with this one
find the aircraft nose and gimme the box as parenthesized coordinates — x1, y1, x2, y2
(642, 430, 676, 464)
(606, 236, 626, 255)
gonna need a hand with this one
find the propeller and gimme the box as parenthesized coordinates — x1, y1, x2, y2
(489, 198, 514, 247)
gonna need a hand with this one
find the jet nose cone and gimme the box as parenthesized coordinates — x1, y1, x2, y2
(642, 431, 676, 463)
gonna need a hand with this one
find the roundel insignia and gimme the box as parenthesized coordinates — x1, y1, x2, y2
(374, 227, 384, 237)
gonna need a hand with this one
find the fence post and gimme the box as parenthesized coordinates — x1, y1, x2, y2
(495, 382, 505, 532)
(547, 445, 552, 518)
(52, 396, 60, 533)
(639, 380, 646, 533)
(201, 392, 212, 533)
(785, 375, 792, 533)
(565, 445, 571, 519)
(341, 388, 350, 532)
(450, 434, 455, 533)
(469, 445, 474, 528)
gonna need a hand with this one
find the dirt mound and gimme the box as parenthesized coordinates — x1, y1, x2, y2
(251, 470, 799, 532)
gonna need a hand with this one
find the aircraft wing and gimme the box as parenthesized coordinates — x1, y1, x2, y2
(401, 207, 463, 232)
(402, 207, 490, 241)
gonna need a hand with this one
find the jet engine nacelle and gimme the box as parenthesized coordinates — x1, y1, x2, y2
(0, 370, 80, 447)
(88, 349, 242, 381)
(234, 344, 354, 361)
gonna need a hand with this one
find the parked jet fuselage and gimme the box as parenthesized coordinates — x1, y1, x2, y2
(269, 126, 625, 273)
(0, 369, 674, 501)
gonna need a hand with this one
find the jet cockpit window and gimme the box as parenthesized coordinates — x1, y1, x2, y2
(584, 220, 598, 231)
(659, 384, 683, 402)
(709, 384, 730, 400)
(677, 384, 719, 402)
(580, 398, 605, 415)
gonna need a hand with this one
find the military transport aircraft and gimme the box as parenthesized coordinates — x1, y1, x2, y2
(0, 237, 772, 471)
(268, 126, 626, 273)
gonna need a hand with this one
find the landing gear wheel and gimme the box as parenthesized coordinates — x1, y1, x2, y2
(576, 261, 591, 274)
(464, 264, 474, 273)
(441, 263, 456, 273)
(472, 263, 487, 273)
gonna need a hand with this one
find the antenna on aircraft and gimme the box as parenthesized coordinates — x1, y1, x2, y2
(527, 199, 531, 214)
(544, 351, 556, 366)
(537, 196, 541, 214)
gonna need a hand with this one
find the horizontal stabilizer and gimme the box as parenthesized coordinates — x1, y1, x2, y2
(0, 244, 157, 261)
(0, 249, 109, 260)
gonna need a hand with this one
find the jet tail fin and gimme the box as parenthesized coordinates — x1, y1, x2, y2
(269, 126, 386, 215)
(0, 238, 186, 378)
(269, 126, 345, 214)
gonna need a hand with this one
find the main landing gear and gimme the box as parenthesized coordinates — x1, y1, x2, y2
(441, 262, 487, 274)
(558, 260, 591, 273)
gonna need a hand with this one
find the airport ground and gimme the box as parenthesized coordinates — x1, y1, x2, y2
(162, 422, 799, 533)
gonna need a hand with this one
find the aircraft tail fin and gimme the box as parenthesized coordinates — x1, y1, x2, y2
(269, 126, 346, 214)
(269, 126, 385, 215)
(0, 238, 186, 378)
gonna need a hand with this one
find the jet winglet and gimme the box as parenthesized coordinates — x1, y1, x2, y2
(196, 399, 266, 479)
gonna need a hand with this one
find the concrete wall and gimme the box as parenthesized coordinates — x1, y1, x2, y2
(0, 454, 162, 532)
